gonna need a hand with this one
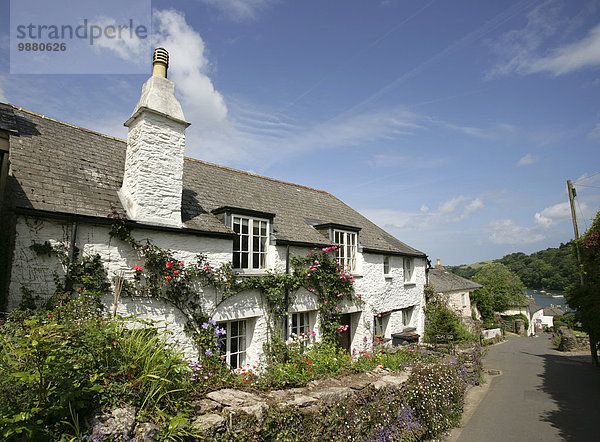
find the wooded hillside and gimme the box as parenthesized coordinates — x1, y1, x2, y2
(447, 242, 579, 291)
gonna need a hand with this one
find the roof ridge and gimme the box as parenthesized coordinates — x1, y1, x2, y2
(184, 157, 333, 195)
(11, 104, 127, 143)
(10, 104, 334, 197)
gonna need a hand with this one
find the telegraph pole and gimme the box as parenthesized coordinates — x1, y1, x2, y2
(568, 180, 597, 367)
(567, 180, 584, 285)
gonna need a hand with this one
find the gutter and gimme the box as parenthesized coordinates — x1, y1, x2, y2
(13, 207, 237, 239)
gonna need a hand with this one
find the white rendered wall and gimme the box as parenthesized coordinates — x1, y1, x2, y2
(9, 215, 426, 363)
(120, 111, 186, 227)
(444, 289, 473, 317)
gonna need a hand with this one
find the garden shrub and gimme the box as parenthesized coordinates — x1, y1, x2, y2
(424, 297, 474, 344)
(404, 362, 466, 438)
(0, 297, 193, 440)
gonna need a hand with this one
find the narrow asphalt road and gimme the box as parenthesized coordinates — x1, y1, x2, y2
(456, 335, 600, 441)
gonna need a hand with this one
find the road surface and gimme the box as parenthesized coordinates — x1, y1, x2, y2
(456, 335, 600, 441)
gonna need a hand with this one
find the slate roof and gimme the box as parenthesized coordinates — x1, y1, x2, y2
(543, 307, 565, 317)
(3, 104, 425, 257)
(428, 266, 482, 292)
(527, 298, 543, 314)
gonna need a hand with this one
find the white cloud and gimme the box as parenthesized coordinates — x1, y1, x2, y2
(360, 195, 485, 233)
(368, 152, 446, 170)
(485, 219, 545, 245)
(486, 0, 600, 78)
(517, 153, 540, 166)
(153, 9, 228, 125)
(588, 123, 600, 139)
(534, 202, 573, 228)
(438, 121, 517, 142)
(198, 0, 276, 21)
(90, 15, 150, 64)
(527, 24, 600, 75)
(0, 76, 7, 102)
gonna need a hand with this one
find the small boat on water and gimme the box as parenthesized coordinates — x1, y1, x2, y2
(552, 294, 564, 298)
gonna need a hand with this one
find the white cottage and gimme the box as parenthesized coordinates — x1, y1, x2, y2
(428, 258, 482, 319)
(0, 49, 427, 367)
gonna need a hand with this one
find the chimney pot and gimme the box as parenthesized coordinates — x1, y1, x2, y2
(152, 47, 169, 78)
(436, 257, 441, 267)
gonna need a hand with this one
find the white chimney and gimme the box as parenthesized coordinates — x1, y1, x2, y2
(119, 48, 190, 227)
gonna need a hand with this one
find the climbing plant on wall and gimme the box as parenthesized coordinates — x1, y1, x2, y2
(29, 206, 360, 357)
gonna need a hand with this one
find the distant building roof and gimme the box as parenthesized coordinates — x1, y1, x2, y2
(527, 298, 543, 314)
(543, 307, 565, 317)
(428, 264, 483, 293)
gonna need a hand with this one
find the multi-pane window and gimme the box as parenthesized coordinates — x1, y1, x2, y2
(374, 315, 385, 336)
(232, 216, 268, 270)
(334, 230, 357, 271)
(402, 307, 413, 327)
(218, 320, 247, 368)
(403, 257, 414, 283)
(383, 256, 391, 276)
(291, 312, 310, 337)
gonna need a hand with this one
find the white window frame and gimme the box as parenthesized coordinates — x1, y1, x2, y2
(290, 311, 310, 337)
(232, 215, 269, 271)
(383, 256, 391, 277)
(374, 315, 386, 337)
(403, 257, 415, 284)
(402, 307, 413, 327)
(334, 229, 357, 271)
(218, 320, 247, 369)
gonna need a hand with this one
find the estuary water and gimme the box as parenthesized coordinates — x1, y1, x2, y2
(525, 289, 568, 311)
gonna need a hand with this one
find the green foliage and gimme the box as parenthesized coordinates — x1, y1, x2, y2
(423, 289, 475, 344)
(567, 211, 600, 356)
(225, 386, 425, 441)
(501, 313, 529, 332)
(291, 248, 358, 344)
(471, 263, 526, 322)
(404, 362, 466, 438)
(448, 243, 579, 291)
(0, 298, 192, 440)
(261, 338, 350, 389)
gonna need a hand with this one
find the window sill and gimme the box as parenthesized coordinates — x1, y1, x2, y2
(384, 275, 393, 280)
(403, 282, 416, 287)
(234, 269, 268, 277)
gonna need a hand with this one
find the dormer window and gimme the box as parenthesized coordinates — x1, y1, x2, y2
(212, 207, 274, 272)
(334, 230, 357, 271)
(233, 215, 268, 269)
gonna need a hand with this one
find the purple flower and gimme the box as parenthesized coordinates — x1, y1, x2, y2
(202, 322, 210, 329)
(205, 348, 213, 356)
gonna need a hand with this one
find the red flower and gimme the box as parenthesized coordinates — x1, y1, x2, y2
(173, 270, 179, 275)
(166, 262, 174, 269)
(134, 266, 143, 272)
(179, 262, 185, 267)
(47, 314, 53, 318)
(112, 341, 117, 345)
(166, 275, 172, 281)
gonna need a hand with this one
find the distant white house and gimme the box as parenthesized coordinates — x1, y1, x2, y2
(502, 298, 544, 336)
(428, 258, 482, 320)
(540, 306, 565, 329)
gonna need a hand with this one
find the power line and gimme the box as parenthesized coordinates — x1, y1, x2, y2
(574, 184, 600, 189)
(576, 197, 589, 231)
(574, 172, 600, 184)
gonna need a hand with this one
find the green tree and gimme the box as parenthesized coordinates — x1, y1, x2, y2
(471, 263, 526, 322)
(567, 211, 600, 366)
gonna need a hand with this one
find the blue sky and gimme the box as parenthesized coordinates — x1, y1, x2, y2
(2, 0, 600, 265)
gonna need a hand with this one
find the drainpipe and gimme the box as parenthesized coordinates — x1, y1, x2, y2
(284, 244, 290, 339)
(66, 220, 78, 290)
